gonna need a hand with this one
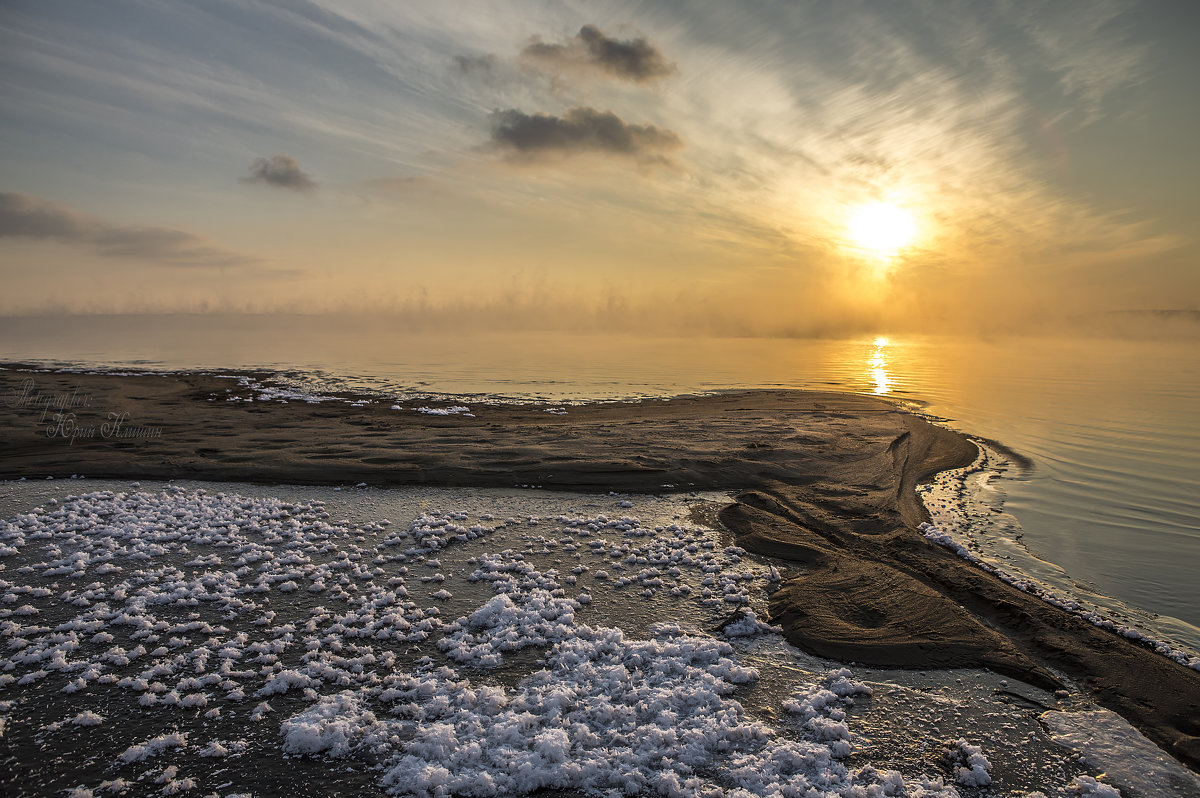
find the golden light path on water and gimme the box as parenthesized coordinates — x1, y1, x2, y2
(869, 336, 890, 394)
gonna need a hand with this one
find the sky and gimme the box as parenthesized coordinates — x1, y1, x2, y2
(2, 0, 1198, 336)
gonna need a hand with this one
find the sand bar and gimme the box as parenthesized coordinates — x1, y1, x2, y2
(3, 365, 1199, 772)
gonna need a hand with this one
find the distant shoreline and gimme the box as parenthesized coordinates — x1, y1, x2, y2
(3, 364, 1199, 772)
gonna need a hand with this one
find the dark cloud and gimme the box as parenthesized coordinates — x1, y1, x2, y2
(489, 107, 682, 164)
(453, 53, 499, 76)
(365, 175, 436, 192)
(452, 53, 509, 88)
(521, 25, 676, 83)
(0, 192, 260, 267)
(240, 154, 316, 191)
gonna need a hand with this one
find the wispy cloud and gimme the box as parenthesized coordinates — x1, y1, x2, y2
(488, 107, 682, 166)
(624, 0, 1159, 266)
(240, 154, 317, 192)
(0, 192, 260, 268)
(1008, 0, 1145, 116)
(1, 0, 1189, 324)
(520, 25, 676, 84)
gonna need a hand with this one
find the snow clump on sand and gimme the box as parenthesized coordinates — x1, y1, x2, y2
(0, 485, 1075, 796)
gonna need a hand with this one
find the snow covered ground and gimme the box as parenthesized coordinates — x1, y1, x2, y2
(1, 480, 1195, 797)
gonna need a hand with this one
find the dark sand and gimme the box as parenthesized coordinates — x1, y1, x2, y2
(3, 366, 1200, 771)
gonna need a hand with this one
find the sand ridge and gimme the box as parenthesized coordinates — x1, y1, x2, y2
(3, 365, 1199, 772)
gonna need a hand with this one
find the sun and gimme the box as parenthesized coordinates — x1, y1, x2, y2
(846, 202, 917, 257)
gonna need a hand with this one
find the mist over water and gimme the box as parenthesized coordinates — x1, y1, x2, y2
(3, 313, 1198, 644)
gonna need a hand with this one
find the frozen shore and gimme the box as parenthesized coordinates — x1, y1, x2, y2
(2, 366, 1200, 778)
(6, 480, 1198, 797)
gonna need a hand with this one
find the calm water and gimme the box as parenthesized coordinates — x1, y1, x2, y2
(3, 314, 1199, 647)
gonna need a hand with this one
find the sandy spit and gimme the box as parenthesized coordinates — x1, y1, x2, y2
(3, 365, 1199, 772)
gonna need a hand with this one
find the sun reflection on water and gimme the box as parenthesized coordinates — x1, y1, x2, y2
(870, 336, 890, 394)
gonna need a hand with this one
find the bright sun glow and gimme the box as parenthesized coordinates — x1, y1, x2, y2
(847, 203, 917, 257)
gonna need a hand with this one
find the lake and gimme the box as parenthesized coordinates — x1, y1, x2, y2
(2, 313, 1198, 656)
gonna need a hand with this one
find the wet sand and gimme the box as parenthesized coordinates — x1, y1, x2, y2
(3, 365, 1200, 771)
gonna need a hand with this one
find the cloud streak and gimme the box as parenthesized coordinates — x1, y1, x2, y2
(521, 25, 676, 83)
(488, 107, 682, 165)
(240, 154, 316, 191)
(0, 192, 260, 268)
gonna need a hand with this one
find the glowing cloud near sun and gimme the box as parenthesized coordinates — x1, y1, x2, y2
(846, 202, 917, 258)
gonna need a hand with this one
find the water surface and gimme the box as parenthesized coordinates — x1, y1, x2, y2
(2, 314, 1198, 652)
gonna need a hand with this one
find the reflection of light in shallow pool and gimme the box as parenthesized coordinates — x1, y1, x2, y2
(869, 337, 890, 394)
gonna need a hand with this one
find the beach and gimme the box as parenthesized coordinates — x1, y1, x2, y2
(3, 365, 1199, 785)
(6, 1, 1200, 793)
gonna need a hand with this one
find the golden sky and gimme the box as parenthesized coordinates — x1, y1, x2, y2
(2, 0, 1197, 335)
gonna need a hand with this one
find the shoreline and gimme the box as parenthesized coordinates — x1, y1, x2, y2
(3, 365, 1200, 772)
